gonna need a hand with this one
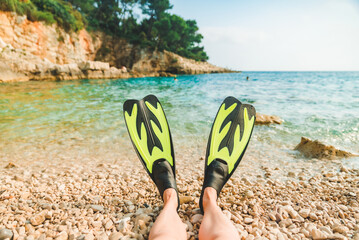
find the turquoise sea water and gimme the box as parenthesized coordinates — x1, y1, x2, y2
(1, 72, 358, 168)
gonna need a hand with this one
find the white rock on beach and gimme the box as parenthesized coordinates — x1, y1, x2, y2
(299, 209, 310, 218)
(90, 205, 104, 212)
(245, 190, 254, 198)
(244, 217, 253, 224)
(333, 225, 349, 234)
(0, 37, 6, 49)
(56, 231, 68, 240)
(0, 228, 13, 240)
(116, 217, 131, 233)
(191, 214, 203, 224)
(109, 232, 123, 240)
(30, 211, 46, 226)
(311, 228, 328, 240)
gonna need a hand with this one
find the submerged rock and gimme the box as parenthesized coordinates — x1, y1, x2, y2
(294, 137, 358, 159)
(255, 113, 283, 125)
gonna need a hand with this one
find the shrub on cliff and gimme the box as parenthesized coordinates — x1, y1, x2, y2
(0, 0, 16, 12)
(17, 1, 56, 24)
(31, 10, 55, 24)
(0, 0, 83, 32)
(31, 0, 84, 31)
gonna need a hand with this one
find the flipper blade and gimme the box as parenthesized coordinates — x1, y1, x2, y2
(123, 95, 175, 175)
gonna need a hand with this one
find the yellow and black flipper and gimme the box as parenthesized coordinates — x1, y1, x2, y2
(123, 95, 179, 208)
(200, 96, 256, 213)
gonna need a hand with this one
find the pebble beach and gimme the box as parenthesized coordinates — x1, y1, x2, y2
(1, 147, 358, 240)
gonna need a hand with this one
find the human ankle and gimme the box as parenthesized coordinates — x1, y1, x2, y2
(202, 187, 218, 211)
(163, 188, 178, 208)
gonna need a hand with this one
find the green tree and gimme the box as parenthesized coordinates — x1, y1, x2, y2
(140, 0, 171, 39)
(89, 0, 121, 34)
(63, 0, 95, 13)
(140, 0, 172, 20)
(151, 14, 208, 61)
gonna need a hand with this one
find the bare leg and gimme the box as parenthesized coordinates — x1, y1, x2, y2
(149, 189, 187, 240)
(199, 187, 240, 240)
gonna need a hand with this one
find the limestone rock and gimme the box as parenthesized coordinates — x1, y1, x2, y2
(84, 233, 94, 240)
(0, 13, 14, 43)
(30, 211, 46, 226)
(109, 232, 123, 240)
(179, 196, 193, 204)
(116, 217, 131, 233)
(190, 214, 203, 224)
(311, 228, 328, 240)
(299, 208, 310, 218)
(353, 232, 359, 240)
(255, 113, 283, 125)
(294, 137, 357, 159)
(78, 61, 109, 71)
(4, 162, 17, 169)
(332, 225, 349, 234)
(15, 15, 26, 24)
(244, 217, 253, 224)
(0, 37, 6, 48)
(90, 205, 104, 212)
(131, 50, 233, 76)
(55, 231, 68, 240)
(0, 228, 13, 240)
(245, 190, 254, 198)
(0, 63, 28, 83)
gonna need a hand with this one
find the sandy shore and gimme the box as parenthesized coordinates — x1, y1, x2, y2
(0, 149, 358, 240)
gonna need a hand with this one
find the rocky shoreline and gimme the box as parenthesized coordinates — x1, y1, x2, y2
(0, 12, 233, 83)
(0, 42, 232, 83)
(0, 41, 233, 83)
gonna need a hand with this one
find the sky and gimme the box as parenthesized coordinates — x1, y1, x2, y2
(170, 0, 359, 71)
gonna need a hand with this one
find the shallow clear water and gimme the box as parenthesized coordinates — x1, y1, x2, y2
(1, 72, 358, 169)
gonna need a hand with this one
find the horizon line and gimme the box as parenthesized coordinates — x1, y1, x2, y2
(229, 70, 359, 72)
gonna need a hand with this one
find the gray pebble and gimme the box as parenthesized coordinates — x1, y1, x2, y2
(0, 229, 13, 240)
(90, 205, 104, 212)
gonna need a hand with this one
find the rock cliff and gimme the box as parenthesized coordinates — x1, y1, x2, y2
(0, 11, 233, 82)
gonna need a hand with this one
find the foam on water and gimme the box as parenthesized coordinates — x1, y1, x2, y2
(1, 72, 358, 170)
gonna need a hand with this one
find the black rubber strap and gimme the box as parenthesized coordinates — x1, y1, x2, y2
(152, 159, 180, 211)
(199, 160, 229, 213)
